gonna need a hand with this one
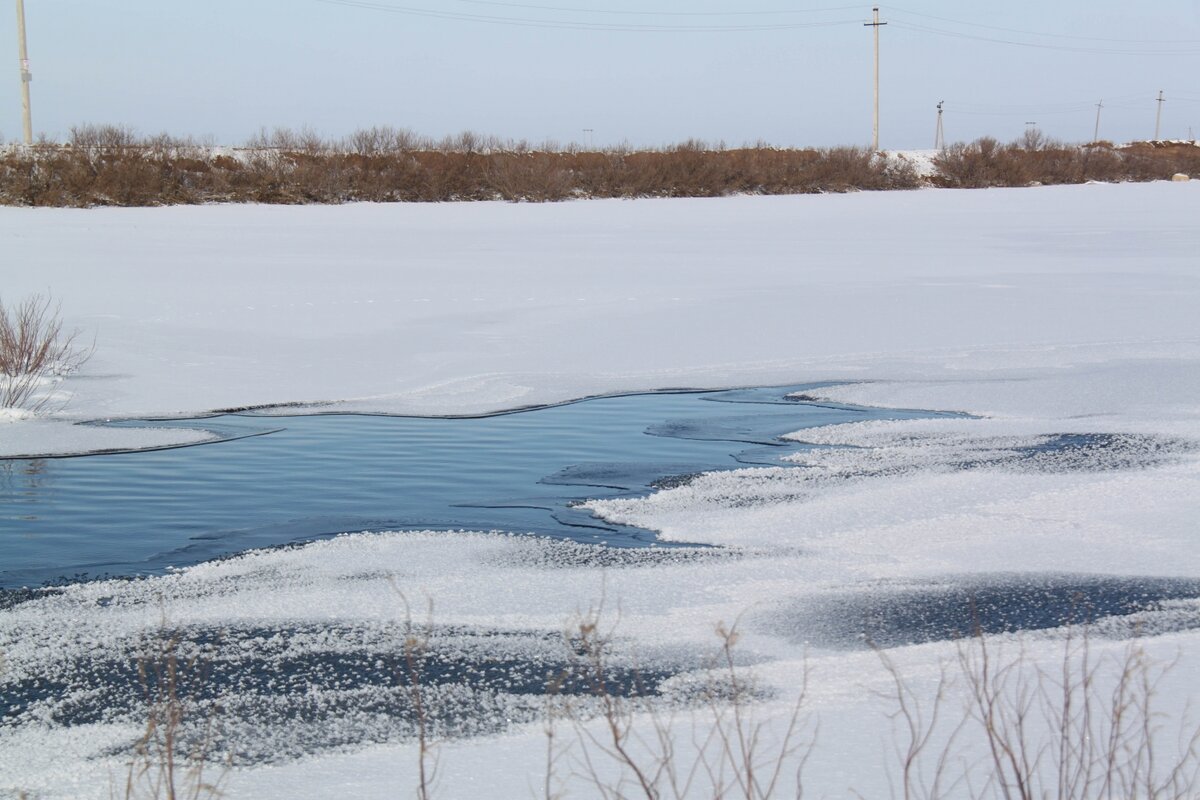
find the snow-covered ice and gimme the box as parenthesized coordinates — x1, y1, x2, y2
(1, 181, 1199, 798)
(1, 181, 1197, 453)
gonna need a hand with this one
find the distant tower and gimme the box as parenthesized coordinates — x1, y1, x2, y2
(16, 0, 33, 145)
(1155, 91, 1165, 141)
(864, 7, 887, 150)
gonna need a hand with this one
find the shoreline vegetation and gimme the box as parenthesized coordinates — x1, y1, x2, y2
(0, 125, 1197, 207)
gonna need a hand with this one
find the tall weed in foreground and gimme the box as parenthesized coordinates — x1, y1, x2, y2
(546, 604, 815, 800)
(390, 583, 440, 800)
(875, 626, 1200, 800)
(117, 627, 229, 800)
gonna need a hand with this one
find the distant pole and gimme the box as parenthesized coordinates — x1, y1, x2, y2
(934, 101, 944, 150)
(15, 0, 33, 146)
(864, 7, 887, 151)
(1154, 90, 1165, 141)
(1093, 99, 1103, 143)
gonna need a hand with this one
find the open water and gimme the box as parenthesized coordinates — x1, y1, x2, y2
(0, 384, 935, 589)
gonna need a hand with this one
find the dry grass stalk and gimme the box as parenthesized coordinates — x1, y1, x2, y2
(390, 582, 440, 800)
(118, 629, 228, 800)
(555, 602, 814, 799)
(876, 625, 1200, 800)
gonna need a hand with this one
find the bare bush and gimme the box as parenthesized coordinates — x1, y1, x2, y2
(344, 125, 423, 155)
(3, 127, 1199, 207)
(70, 123, 140, 151)
(0, 130, 920, 206)
(555, 605, 814, 799)
(877, 627, 1200, 800)
(0, 293, 91, 411)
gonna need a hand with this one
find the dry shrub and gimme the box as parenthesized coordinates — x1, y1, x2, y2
(932, 137, 1030, 188)
(1119, 142, 1200, 181)
(0, 293, 90, 411)
(0, 129, 917, 206)
(486, 152, 574, 201)
(4, 126, 1195, 207)
(933, 133, 1200, 188)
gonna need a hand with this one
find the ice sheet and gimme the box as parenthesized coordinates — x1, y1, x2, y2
(1, 181, 1198, 456)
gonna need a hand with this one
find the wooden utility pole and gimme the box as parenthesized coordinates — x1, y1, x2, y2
(864, 7, 886, 151)
(15, 0, 32, 145)
(1155, 90, 1165, 141)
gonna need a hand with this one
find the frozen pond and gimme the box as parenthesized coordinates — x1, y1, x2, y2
(0, 384, 939, 589)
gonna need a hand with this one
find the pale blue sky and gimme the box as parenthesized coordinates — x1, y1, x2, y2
(3, 0, 1199, 149)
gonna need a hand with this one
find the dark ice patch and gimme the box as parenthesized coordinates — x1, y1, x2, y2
(0, 622, 683, 765)
(763, 574, 1200, 650)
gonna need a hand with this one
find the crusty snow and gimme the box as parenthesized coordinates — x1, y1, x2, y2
(1, 182, 1199, 798)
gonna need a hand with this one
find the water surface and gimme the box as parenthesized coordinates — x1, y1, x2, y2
(0, 385, 935, 588)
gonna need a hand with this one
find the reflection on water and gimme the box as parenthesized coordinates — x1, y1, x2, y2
(0, 458, 48, 519)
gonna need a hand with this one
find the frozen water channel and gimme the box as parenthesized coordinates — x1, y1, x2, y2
(0, 384, 939, 590)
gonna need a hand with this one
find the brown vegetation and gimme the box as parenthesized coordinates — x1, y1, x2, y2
(0, 125, 922, 207)
(4, 125, 1194, 207)
(932, 130, 1200, 189)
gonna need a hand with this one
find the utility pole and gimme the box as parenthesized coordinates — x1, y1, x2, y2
(934, 101, 944, 150)
(1154, 90, 1165, 141)
(1093, 99, 1103, 144)
(864, 7, 886, 151)
(15, 0, 33, 146)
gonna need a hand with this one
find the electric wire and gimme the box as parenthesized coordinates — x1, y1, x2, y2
(889, 20, 1200, 56)
(454, 0, 864, 17)
(317, 0, 1200, 53)
(939, 93, 1169, 119)
(888, 6, 1200, 46)
(316, 0, 862, 32)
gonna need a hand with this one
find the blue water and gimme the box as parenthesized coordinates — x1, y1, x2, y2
(0, 385, 936, 589)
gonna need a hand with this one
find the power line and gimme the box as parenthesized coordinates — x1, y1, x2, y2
(889, 21, 1200, 56)
(317, 0, 1200, 51)
(316, 0, 862, 32)
(888, 6, 1200, 46)
(454, 0, 865, 18)
(942, 95, 1144, 116)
